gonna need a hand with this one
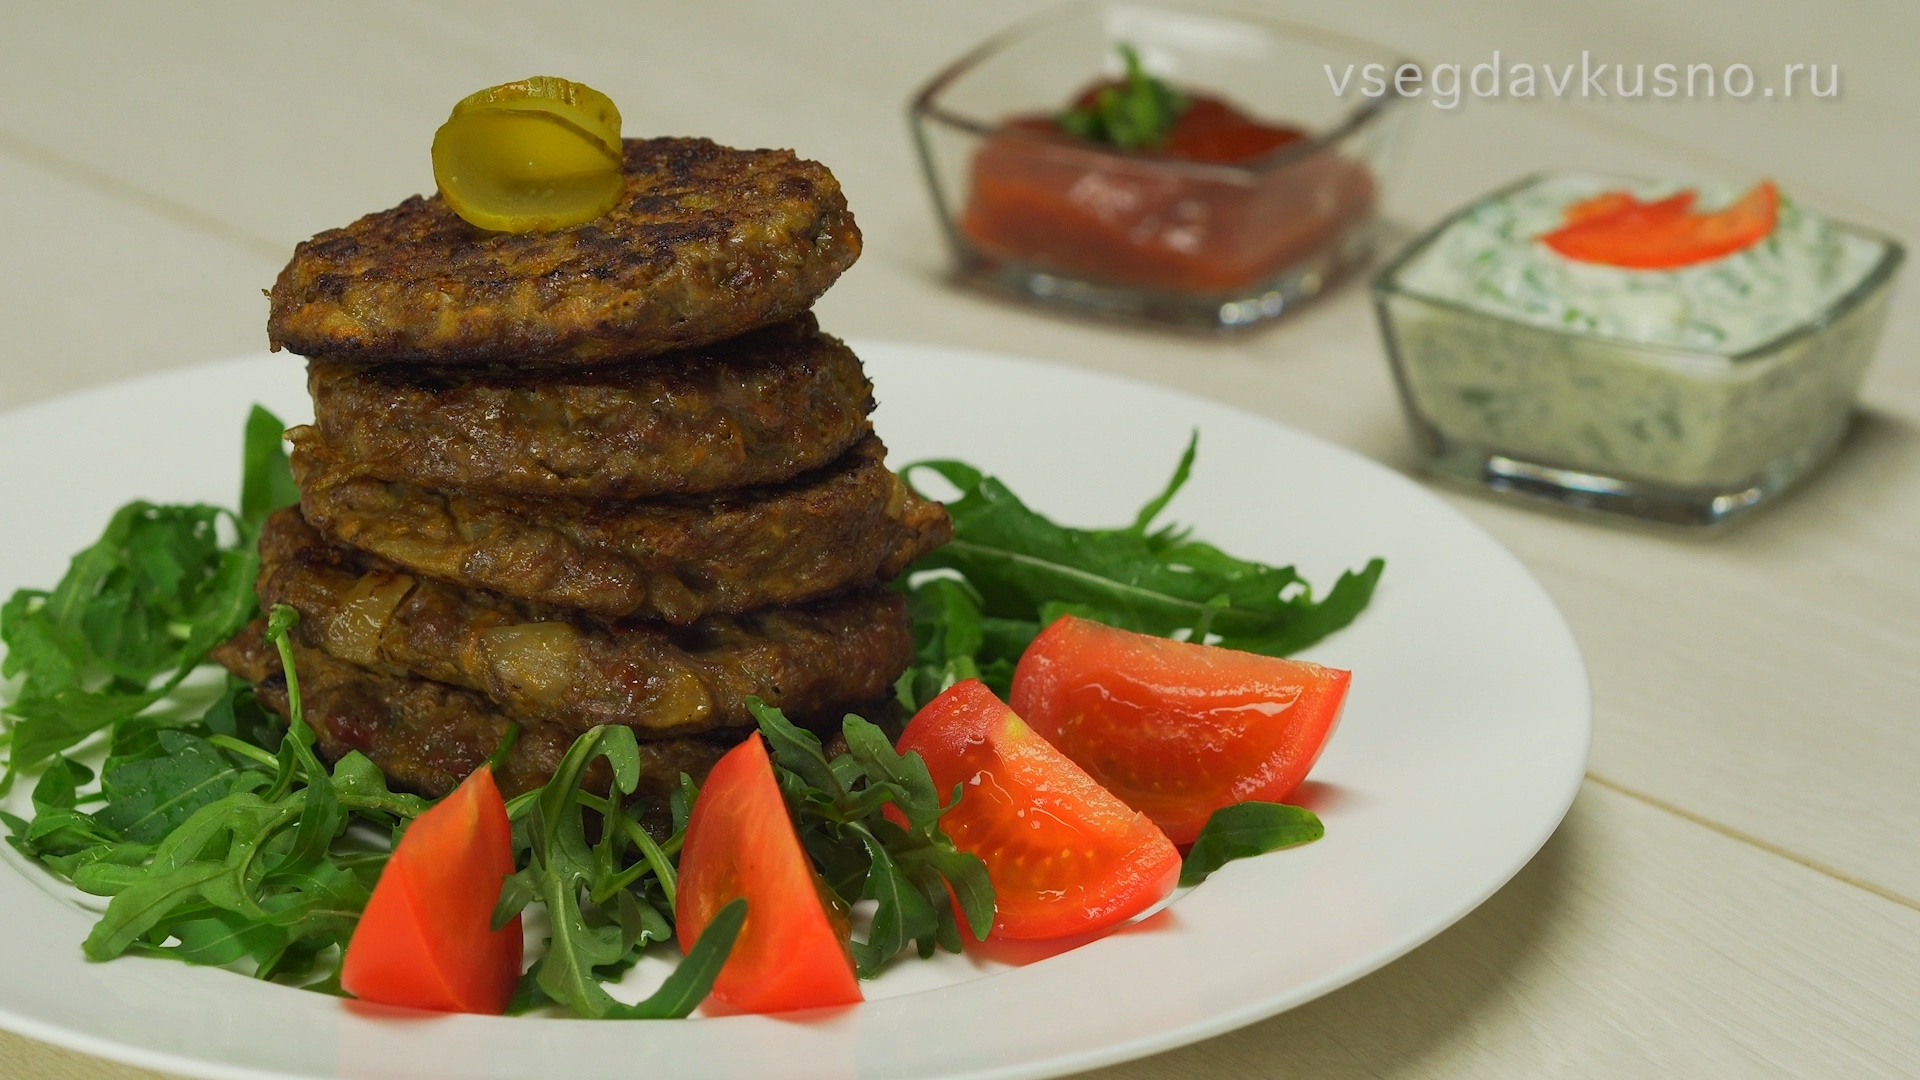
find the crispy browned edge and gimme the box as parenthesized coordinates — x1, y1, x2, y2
(267, 137, 861, 366)
(253, 508, 916, 738)
(305, 313, 877, 500)
(289, 432, 953, 623)
(211, 620, 735, 801)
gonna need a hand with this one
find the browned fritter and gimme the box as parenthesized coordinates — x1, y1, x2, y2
(306, 314, 874, 499)
(211, 620, 734, 801)
(267, 137, 861, 366)
(254, 508, 914, 738)
(288, 432, 952, 624)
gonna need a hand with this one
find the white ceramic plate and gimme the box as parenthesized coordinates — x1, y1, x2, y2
(0, 344, 1589, 1080)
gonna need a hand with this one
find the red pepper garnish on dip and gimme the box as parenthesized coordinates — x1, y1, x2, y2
(1541, 181, 1778, 269)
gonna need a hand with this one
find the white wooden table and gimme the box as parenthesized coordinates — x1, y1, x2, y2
(2, 3, 1915, 1077)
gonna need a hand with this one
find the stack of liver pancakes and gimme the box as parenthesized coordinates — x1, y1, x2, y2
(213, 138, 951, 802)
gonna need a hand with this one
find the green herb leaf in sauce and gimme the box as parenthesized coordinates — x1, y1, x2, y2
(1057, 43, 1188, 151)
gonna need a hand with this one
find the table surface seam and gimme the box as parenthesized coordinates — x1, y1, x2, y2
(0, 128, 285, 264)
(1586, 771, 1920, 914)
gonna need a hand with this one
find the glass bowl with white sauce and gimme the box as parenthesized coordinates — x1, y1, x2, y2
(1372, 172, 1903, 530)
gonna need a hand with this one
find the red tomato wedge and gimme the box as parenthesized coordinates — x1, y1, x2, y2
(675, 736, 861, 1014)
(898, 680, 1179, 940)
(1541, 181, 1777, 269)
(1010, 616, 1351, 846)
(341, 766, 522, 1014)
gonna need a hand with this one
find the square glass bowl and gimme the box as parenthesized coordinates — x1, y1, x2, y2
(910, 2, 1410, 330)
(1373, 179, 1904, 530)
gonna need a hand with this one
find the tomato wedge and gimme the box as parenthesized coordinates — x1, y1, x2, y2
(341, 765, 522, 1014)
(898, 679, 1178, 940)
(1541, 181, 1777, 269)
(1010, 616, 1351, 846)
(675, 735, 861, 1014)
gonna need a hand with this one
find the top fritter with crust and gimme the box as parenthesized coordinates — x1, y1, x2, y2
(267, 137, 862, 366)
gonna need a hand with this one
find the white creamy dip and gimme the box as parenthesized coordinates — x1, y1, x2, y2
(1375, 173, 1900, 494)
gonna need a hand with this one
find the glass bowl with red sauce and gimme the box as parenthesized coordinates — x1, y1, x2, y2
(910, 3, 1411, 330)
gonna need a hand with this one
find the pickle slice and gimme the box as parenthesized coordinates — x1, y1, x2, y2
(432, 76, 624, 234)
(450, 76, 622, 155)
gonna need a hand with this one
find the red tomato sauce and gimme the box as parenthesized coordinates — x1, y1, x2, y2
(960, 90, 1376, 294)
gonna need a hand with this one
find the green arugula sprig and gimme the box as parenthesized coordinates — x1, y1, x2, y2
(492, 724, 741, 1019)
(895, 433, 1385, 711)
(8, 608, 734, 1011)
(0, 405, 295, 787)
(0, 406, 377, 979)
(750, 701, 993, 976)
(1057, 43, 1188, 151)
(39, 606, 425, 981)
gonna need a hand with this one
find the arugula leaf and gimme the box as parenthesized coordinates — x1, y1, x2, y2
(95, 726, 269, 844)
(670, 773, 696, 836)
(841, 717, 944, 832)
(85, 858, 234, 959)
(19, 600, 391, 989)
(330, 752, 430, 823)
(29, 755, 93, 811)
(1, 406, 292, 781)
(0, 404, 576, 1001)
(167, 908, 302, 969)
(1179, 801, 1325, 887)
(599, 897, 744, 1020)
(261, 606, 347, 874)
(1057, 43, 1189, 151)
(4, 688, 172, 787)
(82, 790, 305, 960)
(750, 701, 844, 801)
(851, 829, 939, 971)
(201, 678, 284, 748)
(79, 781, 372, 977)
(893, 577, 1019, 709)
(59, 843, 156, 894)
(751, 700, 993, 976)
(498, 723, 732, 1019)
(1128, 428, 1198, 535)
(2, 756, 119, 861)
(896, 434, 1384, 711)
(239, 404, 299, 532)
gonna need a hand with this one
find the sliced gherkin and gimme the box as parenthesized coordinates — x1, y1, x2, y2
(431, 76, 623, 234)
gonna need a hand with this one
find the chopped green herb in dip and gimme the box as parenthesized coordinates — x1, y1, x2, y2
(1395, 173, 1883, 354)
